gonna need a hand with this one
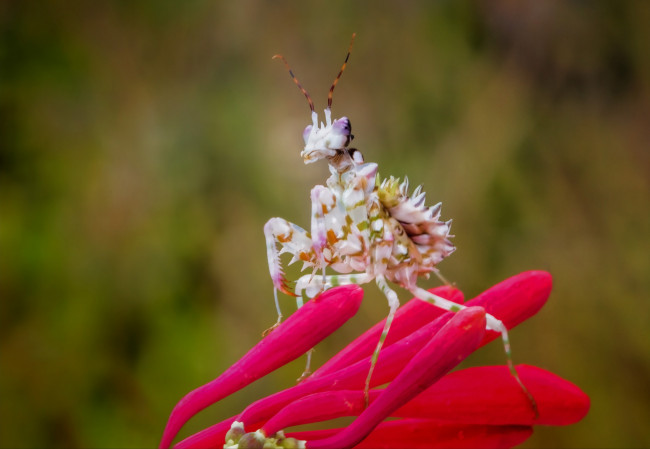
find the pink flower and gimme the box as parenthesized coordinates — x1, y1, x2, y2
(161, 271, 590, 449)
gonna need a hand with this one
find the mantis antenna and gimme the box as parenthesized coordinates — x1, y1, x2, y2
(272, 54, 315, 113)
(327, 33, 356, 110)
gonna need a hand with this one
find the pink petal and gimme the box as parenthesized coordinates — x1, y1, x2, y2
(307, 307, 487, 449)
(261, 390, 368, 437)
(466, 271, 552, 346)
(159, 285, 363, 448)
(289, 420, 533, 449)
(174, 418, 236, 449)
(393, 365, 590, 426)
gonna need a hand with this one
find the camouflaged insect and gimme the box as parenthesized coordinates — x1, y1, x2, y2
(266, 34, 453, 311)
(265, 35, 535, 406)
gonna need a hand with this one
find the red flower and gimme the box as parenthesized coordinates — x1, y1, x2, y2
(161, 271, 590, 449)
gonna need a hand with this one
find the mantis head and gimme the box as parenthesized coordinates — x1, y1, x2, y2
(274, 33, 362, 172)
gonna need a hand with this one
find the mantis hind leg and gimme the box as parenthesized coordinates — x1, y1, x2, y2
(483, 313, 539, 418)
(408, 284, 539, 417)
(364, 275, 400, 405)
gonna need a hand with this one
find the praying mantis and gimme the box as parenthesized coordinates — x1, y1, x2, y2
(264, 33, 536, 411)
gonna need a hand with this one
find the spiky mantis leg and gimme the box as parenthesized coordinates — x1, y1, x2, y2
(364, 275, 400, 405)
(263, 217, 315, 334)
(408, 285, 539, 416)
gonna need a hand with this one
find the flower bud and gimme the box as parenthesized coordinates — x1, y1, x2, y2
(237, 431, 265, 449)
(224, 421, 245, 445)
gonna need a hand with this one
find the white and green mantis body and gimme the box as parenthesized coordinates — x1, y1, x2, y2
(264, 34, 535, 408)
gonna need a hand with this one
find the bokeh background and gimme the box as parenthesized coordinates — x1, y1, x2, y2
(1, 1, 649, 448)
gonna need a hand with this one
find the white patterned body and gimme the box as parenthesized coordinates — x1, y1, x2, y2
(264, 158, 455, 301)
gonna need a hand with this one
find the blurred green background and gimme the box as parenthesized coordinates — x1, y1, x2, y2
(1, 1, 649, 448)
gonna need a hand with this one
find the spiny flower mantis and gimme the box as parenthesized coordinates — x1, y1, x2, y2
(264, 33, 536, 411)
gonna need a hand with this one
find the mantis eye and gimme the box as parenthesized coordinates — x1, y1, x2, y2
(331, 117, 352, 137)
(302, 125, 313, 144)
(330, 117, 353, 147)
